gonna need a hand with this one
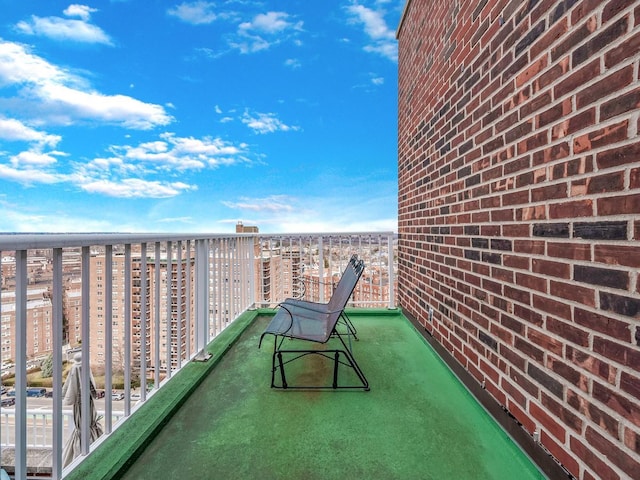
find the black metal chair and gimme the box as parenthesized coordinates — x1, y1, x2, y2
(258, 256, 369, 390)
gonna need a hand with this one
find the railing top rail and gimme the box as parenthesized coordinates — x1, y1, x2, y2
(0, 233, 249, 251)
(256, 232, 396, 241)
(0, 231, 396, 251)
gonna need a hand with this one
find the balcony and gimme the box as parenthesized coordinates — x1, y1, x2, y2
(0, 233, 559, 479)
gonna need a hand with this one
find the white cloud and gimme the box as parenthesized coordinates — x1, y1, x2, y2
(241, 111, 300, 134)
(79, 178, 196, 198)
(16, 11, 113, 45)
(371, 76, 384, 85)
(0, 129, 252, 200)
(222, 195, 296, 213)
(0, 40, 172, 129)
(230, 11, 303, 54)
(63, 5, 98, 21)
(240, 12, 303, 35)
(284, 58, 301, 69)
(10, 150, 59, 167)
(111, 132, 248, 170)
(346, 3, 397, 62)
(167, 2, 220, 25)
(0, 117, 61, 147)
(36, 83, 173, 129)
(0, 163, 63, 185)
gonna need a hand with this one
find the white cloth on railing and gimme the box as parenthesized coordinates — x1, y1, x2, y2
(61, 353, 103, 468)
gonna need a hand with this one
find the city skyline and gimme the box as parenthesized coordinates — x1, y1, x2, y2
(0, 1, 401, 234)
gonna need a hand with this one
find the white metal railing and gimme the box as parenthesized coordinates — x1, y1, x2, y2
(0, 231, 396, 479)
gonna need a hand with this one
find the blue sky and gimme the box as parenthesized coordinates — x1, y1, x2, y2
(0, 1, 401, 234)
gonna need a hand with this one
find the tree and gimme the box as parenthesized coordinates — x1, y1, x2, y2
(40, 353, 53, 378)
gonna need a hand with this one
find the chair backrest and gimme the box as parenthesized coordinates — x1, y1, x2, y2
(326, 256, 365, 312)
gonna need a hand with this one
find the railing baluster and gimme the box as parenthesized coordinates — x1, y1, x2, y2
(153, 243, 161, 397)
(52, 248, 63, 479)
(166, 241, 172, 380)
(105, 245, 113, 433)
(124, 244, 132, 417)
(15, 249, 27, 480)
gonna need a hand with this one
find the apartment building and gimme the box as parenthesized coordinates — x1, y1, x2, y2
(0, 288, 52, 361)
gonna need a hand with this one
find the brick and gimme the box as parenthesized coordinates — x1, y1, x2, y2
(595, 244, 640, 267)
(531, 142, 570, 166)
(504, 254, 529, 270)
(542, 391, 583, 435)
(554, 58, 600, 98)
(602, 0, 637, 23)
(547, 242, 591, 261)
(533, 295, 571, 319)
(515, 20, 547, 58)
(528, 363, 563, 399)
(551, 108, 596, 140)
(532, 258, 571, 279)
(600, 291, 640, 317)
(574, 307, 632, 342)
(550, 279, 595, 307)
(594, 336, 640, 368)
(586, 171, 625, 195)
(533, 223, 569, 237)
(515, 304, 544, 328)
(531, 17, 569, 60)
(548, 316, 590, 346)
(621, 371, 640, 400)
(605, 29, 640, 68)
(535, 58, 569, 92)
(623, 427, 640, 454)
(531, 182, 568, 202)
(551, 0, 580, 23)
(602, 87, 640, 120)
(567, 345, 618, 384)
(548, 199, 593, 218)
(597, 142, 640, 169)
(598, 193, 640, 215)
(530, 401, 566, 441)
(517, 130, 548, 154)
(573, 120, 629, 153)
(574, 264, 629, 289)
(574, 221, 627, 240)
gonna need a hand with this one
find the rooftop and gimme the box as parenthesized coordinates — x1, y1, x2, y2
(66, 309, 548, 480)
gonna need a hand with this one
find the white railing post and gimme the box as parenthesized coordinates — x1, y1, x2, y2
(194, 239, 209, 359)
(124, 244, 132, 417)
(318, 236, 324, 303)
(52, 248, 63, 479)
(104, 245, 113, 433)
(154, 242, 161, 397)
(388, 234, 395, 309)
(81, 246, 90, 456)
(15, 249, 27, 480)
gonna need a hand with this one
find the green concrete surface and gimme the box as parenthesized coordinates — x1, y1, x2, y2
(114, 312, 545, 480)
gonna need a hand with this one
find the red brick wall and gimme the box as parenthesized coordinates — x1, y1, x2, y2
(397, 1, 640, 478)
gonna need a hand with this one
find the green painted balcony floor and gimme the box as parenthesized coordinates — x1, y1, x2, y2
(68, 310, 547, 480)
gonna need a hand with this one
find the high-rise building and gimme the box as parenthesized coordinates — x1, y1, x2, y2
(0, 288, 52, 361)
